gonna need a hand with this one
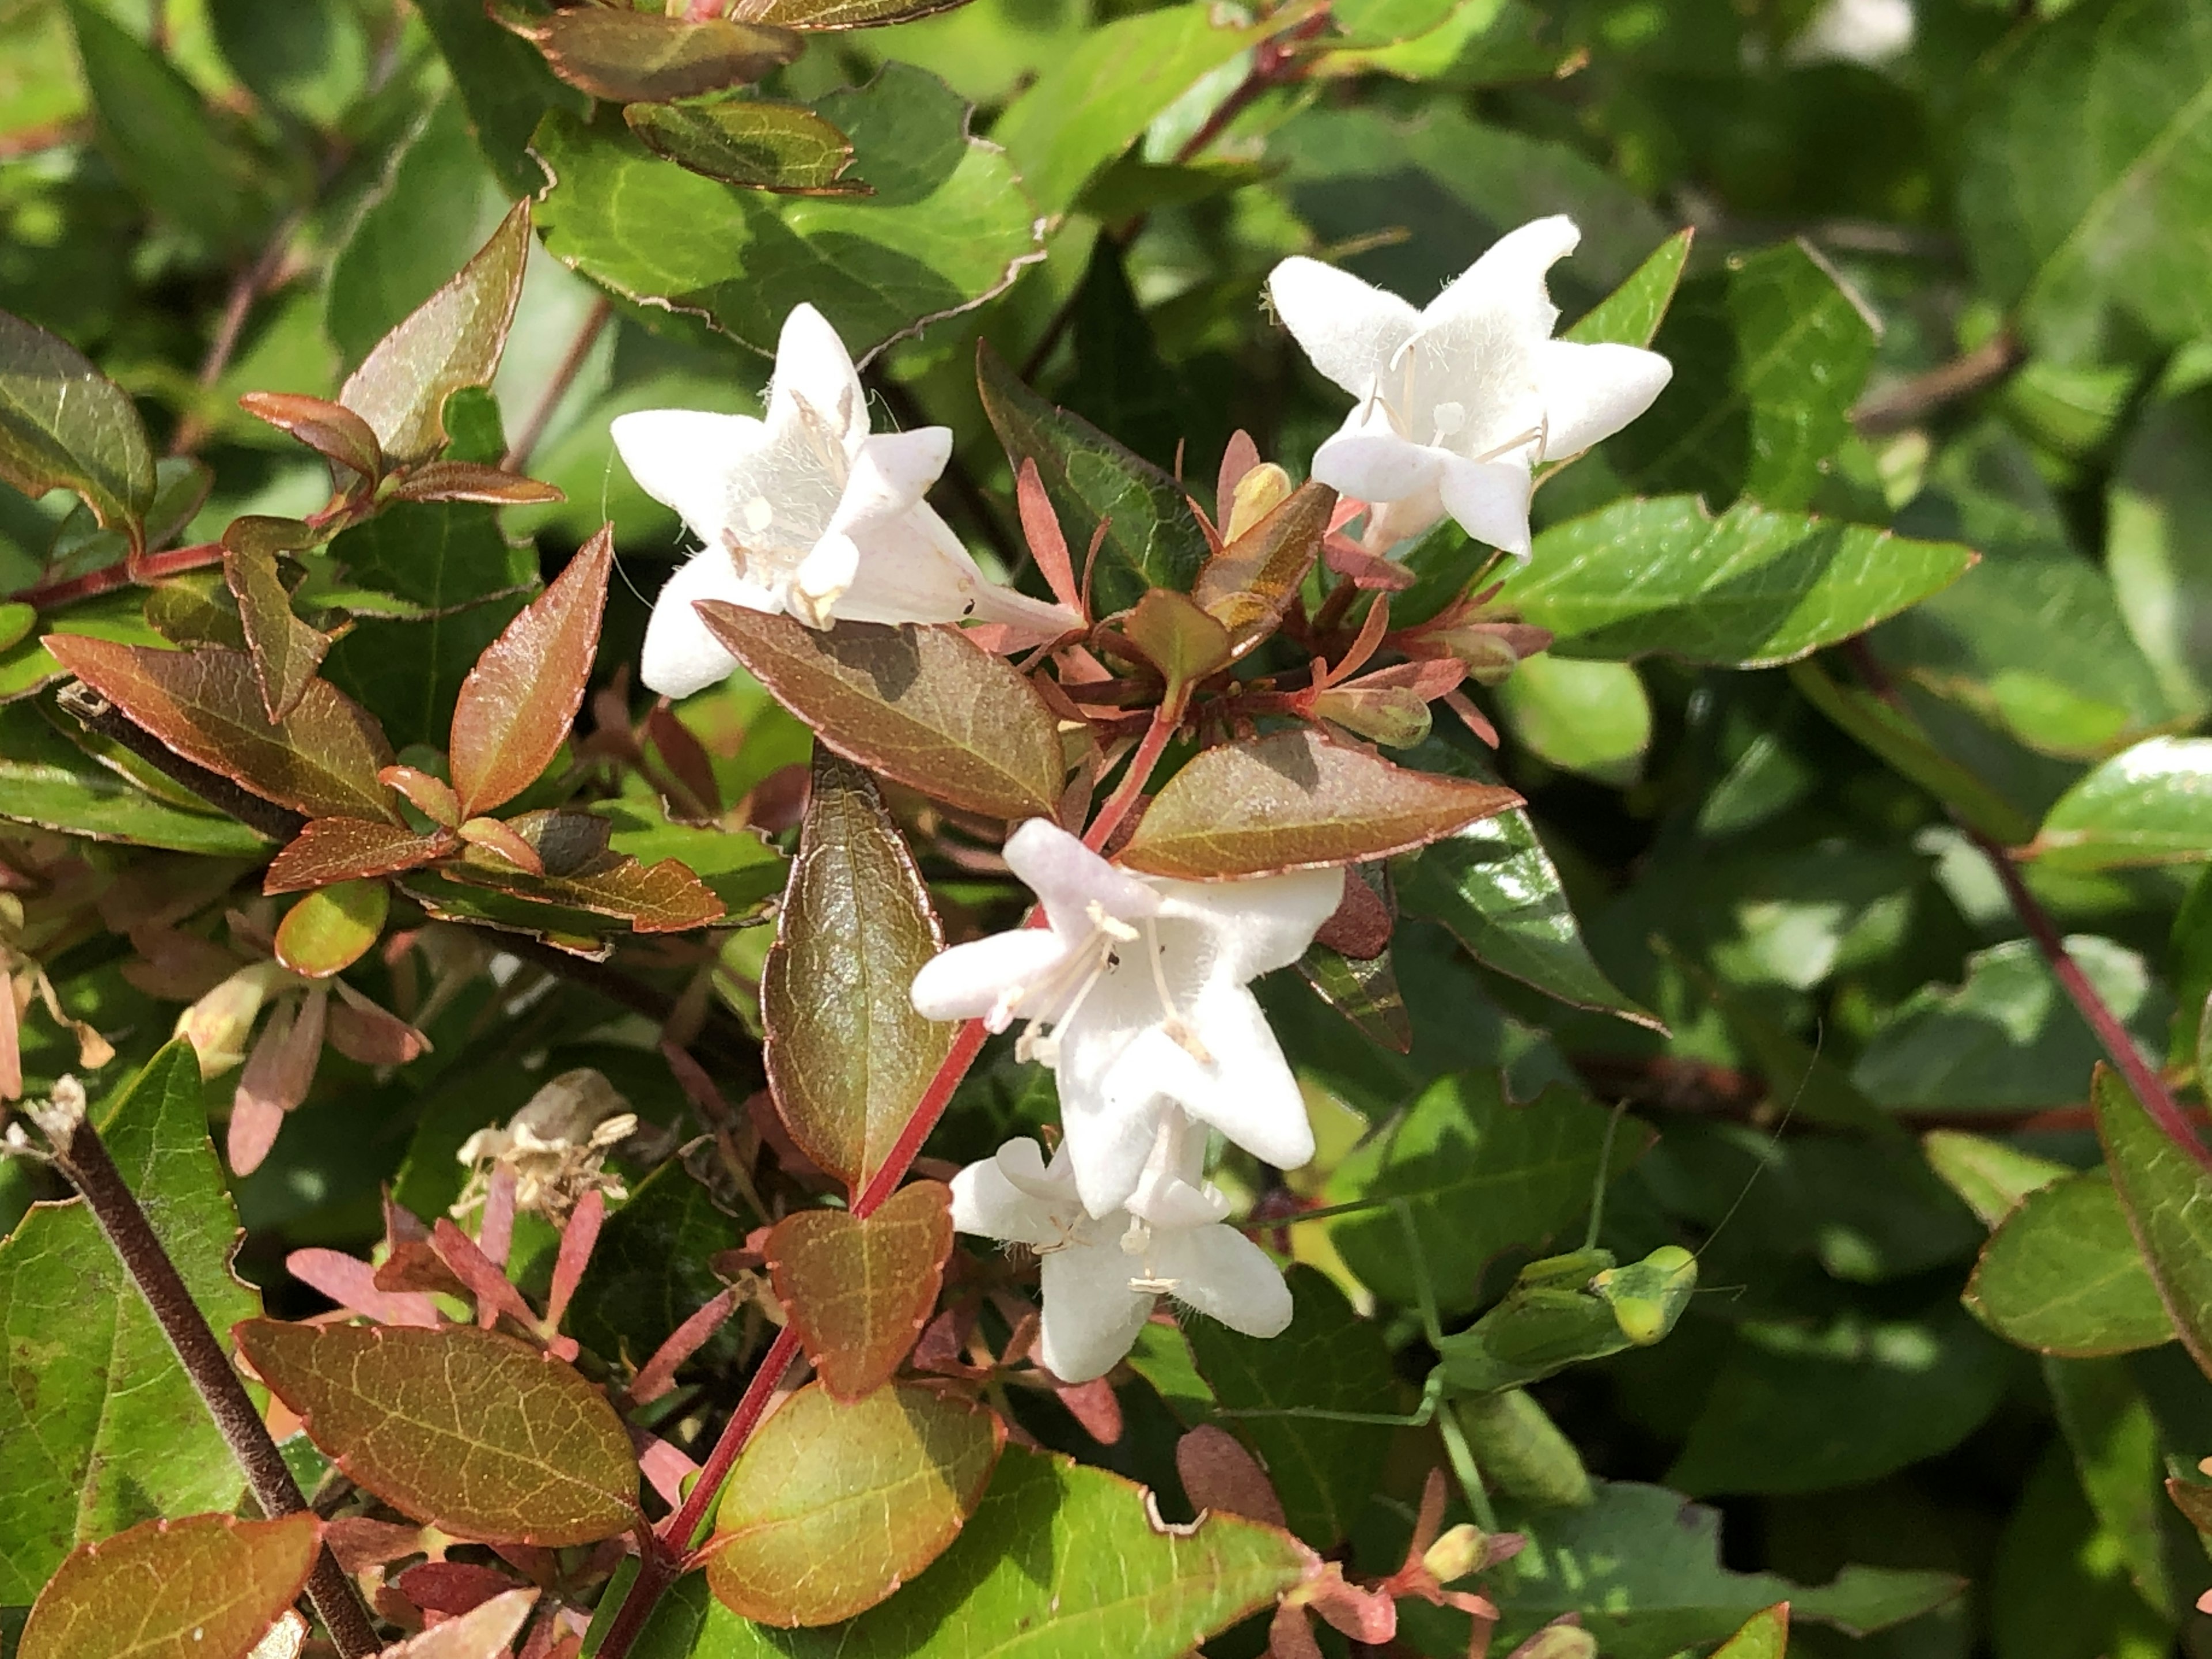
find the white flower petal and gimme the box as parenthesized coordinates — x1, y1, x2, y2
(835, 428, 953, 522)
(1436, 452, 1537, 558)
(609, 407, 772, 549)
(948, 1151, 1061, 1247)
(641, 546, 778, 699)
(1158, 867, 1344, 983)
(1172, 984, 1315, 1173)
(1536, 339, 1674, 460)
(790, 532, 859, 628)
(1153, 1225, 1293, 1338)
(766, 303, 868, 453)
(1312, 424, 1446, 508)
(1058, 1062, 1170, 1218)
(1037, 1241, 1157, 1382)
(1421, 214, 1580, 340)
(994, 1136, 1078, 1203)
(1002, 819, 1161, 936)
(911, 928, 1075, 1025)
(1268, 256, 1422, 401)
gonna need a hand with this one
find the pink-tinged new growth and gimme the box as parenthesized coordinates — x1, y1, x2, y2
(1270, 216, 1672, 558)
(614, 304, 1077, 699)
(911, 817, 1342, 1216)
(948, 1122, 1291, 1382)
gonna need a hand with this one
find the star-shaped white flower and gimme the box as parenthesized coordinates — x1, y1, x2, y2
(911, 817, 1342, 1218)
(613, 304, 1078, 699)
(950, 1123, 1293, 1382)
(1268, 217, 1673, 558)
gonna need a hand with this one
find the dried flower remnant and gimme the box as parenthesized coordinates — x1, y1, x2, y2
(456, 1067, 638, 1223)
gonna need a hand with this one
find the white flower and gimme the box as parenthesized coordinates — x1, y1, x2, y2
(1790, 0, 1912, 64)
(1268, 217, 1673, 559)
(911, 818, 1342, 1218)
(613, 304, 1078, 699)
(950, 1123, 1293, 1382)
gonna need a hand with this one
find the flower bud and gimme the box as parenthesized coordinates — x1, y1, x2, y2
(176, 960, 292, 1077)
(1421, 1522, 1491, 1585)
(1224, 462, 1294, 542)
(1508, 1619, 1597, 1659)
(1312, 684, 1433, 748)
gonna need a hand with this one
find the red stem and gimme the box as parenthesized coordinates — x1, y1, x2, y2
(13, 540, 226, 608)
(1084, 701, 1179, 852)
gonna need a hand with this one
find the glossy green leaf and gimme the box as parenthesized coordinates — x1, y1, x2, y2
(522, 9, 800, 103)
(1922, 1130, 2071, 1231)
(1496, 653, 1651, 785)
(272, 880, 389, 978)
(1604, 241, 1876, 511)
(2108, 386, 2212, 720)
(1498, 498, 1976, 668)
(697, 609, 1063, 820)
(1185, 1265, 1397, 1547)
(1710, 1604, 1790, 1659)
(707, 1382, 1002, 1627)
(0, 309, 154, 547)
(2093, 1065, 2212, 1382)
(535, 65, 1039, 358)
(0, 698, 268, 854)
(2033, 737, 2212, 868)
(569, 1162, 749, 1370)
(593, 798, 787, 916)
(316, 501, 535, 620)
(1473, 1482, 1961, 1659)
(413, 0, 589, 196)
(1957, 0, 2212, 361)
(18, 1511, 321, 1659)
(1965, 1172, 2174, 1356)
(234, 1319, 640, 1547)
(977, 343, 1210, 616)
(634, 1445, 1304, 1658)
(1297, 938, 1412, 1053)
(0, 1044, 259, 1601)
(624, 100, 861, 194)
(2044, 1355, 2177, 1618)
(1561, 225, 1693, 350)
(763, 748, 955, 1193)
(1325, 1072, 1641, 1312)
(1120, 729, 1520, 880)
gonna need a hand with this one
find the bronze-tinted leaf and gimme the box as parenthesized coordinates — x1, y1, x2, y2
(222, 528, 331, 724)
(18, 1511, 321, 1659)
(374, 1587, 537, 1659)
(449, 526, 612, 819)
(1192, 480, 1334, 653)
(734, 0, 975, 33)
(705, 1382, 1002, 1627)
(0, 308, 156, 548)
(697, 607, 1062, 820)
(46, 637, 397, 823)
(266, 818, 452, 893)
(234, 1320, 640, 1547)
(273, 880, 391, 977)
(339, 203, 532, 467)
(1120, 729, 1522, 879)
(445, 849, 722, 933)
(624, 99, 864, 194)
(236, 392, 381, 480)
(766, 1182, 955, 1402)
(763, 749, 955, 1194)
(526, 8, 800, 101)
(388, 461, 565, 505)
(1122, 589, 1230, 694)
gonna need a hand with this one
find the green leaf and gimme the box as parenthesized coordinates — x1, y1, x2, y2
(630, 1445, 1305, 1658)
(0, 309, 155, 548)
(521, 9, 800, 103)
(1711, 1604, 1790, 1659)
(2033, 738, 2212, 869)
(413, 0, 589, 198)
(569, 1162, 749, 1370)
(0, 1044, 259, 1601)
(763, 749, 955, 1194)
(1184, 1265, 1397, 1548)
(696, 610, 1064, 820)
(321, 598, 528, 755)
(624, 100, 861, 194)
(1325, 1072, 1640, 1312)
(1922, 1130, 2072, 1230)
(0, 698, 269, 854)
(272, 879, 389, 978)
(976, 342, 1210, 616)
(2093, 1064, 2212, 1383)
(338, 201, 532, 467)
(706, 1382, 1002, 1627)
(765, 1184, 953, 1402)
(2108, 386, 2212, 721)
(316, 501, 535, 619)
(2044, 1355, 2178, 1618)
(1497, 498, 1976, 668)
(1992, 1448, 2173, 1659)
(222, 535, 329, 725)
(207, 0, 370, 127)
(1667, 1306, 2009, 1496)
(1473, 1481, 1962, 1659)
(1965, 1172, 2175, 1356)
(1957, 0, 2212, 361)
(593, 798, 787, 917)
(1603, 242, 1877, 512)
(233, 1319, 641, 1547)
(17, 1511, 321, 1659)
(1398, 809, 1658, 1031)
(535, 65, 1040, 359)
(1496, 653, 1651, 785)
(1119, 729, 1522, 880)
(1562, 226, 1694, 351)
(1298, 938, 1412, 1053)
(991, 1, 1281, 218)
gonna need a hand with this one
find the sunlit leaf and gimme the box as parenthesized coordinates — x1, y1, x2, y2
(272, 880, 391, 978)
(1562, 226, 1694, 350)
(625, 99, 861, 193)
(18, 1512, 321, 1659)
(2092, 1064, 2212, 1382)
(235, 392, 380, 480)
(521, 9, 800, 103)
(766, 1182, 955, 1402)
(0, 699, 269, 854)
(1191, 481, 1333, 652)
(1964, 1171, 2173, 1356)
(222, 533, 331, 725)
(0, 309, 155, 548)
(2032, 736, 2212, 868)
(264, 818, 452, 893)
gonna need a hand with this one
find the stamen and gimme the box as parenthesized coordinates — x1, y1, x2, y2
(1143, 919, 1214, 1066)
(1128, 1275, 1181, 1294)
(1470, 421, 1546, 467)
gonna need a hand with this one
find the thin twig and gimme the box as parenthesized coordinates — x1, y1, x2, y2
(13, 540, 228, 609)
(505, 296, 614, 473)
(24, 1083, 381, 1657)
(171, 207, 313, 459)
(1852, 331, 2022, 435)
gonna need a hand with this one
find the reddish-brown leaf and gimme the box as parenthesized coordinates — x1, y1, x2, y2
(234, 1320, 639, 1547)
(1192, 480, 1334, 653)
(522, 7, 801, 101)
(222, 528, 332, 723)
(763, 749, 953, 1194)
(380, 764, 461, 828)
(449, 526, 612, 819)
(704, 1382, 1003, 1627)
(1122, 589, 1230, 695)
(696, 607, 1064, 821)
(1175, 1426, 1288, 1529)
(376, 1587, 539, 1658)
(18, 1510, 322, 1659)
(236, 392, 381, 480)
(266, 819, 451, 894)
(1120, 729, 1522, 879)
(457, 816, 546, 875)
(273, 879, 390, 976)
(389, 463, 565, 506)
(1014, 458, 1082, 614)
(47, 637, 398, 822)
(444, 850, 722, 933)
(766, 1182, 955, 1402)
